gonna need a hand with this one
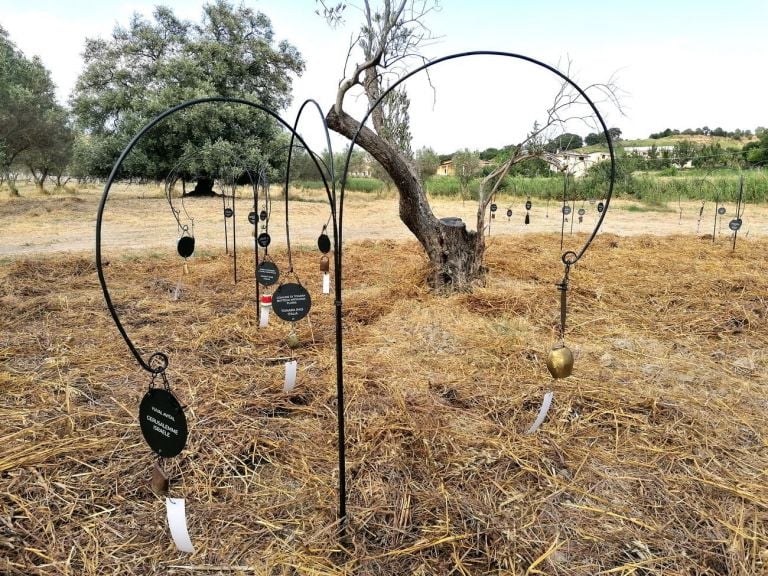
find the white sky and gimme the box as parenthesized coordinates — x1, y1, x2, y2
(1, 0, 766, 154)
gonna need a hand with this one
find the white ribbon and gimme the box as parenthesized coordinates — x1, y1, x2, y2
(283, 359, 297, 393)
(166, 497, 195, 553)
(322, 273, 330, 295)
(526, 391, 554, 434)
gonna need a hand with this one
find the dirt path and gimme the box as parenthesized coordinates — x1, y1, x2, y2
(1, 186, 765, 258)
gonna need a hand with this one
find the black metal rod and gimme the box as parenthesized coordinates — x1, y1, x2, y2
(223, 191, 230, 255)
(232, 185, 238, 284)
(560, 172, 567, 251)
(733, 174, 744, 251)
(254, 170, 260, 314)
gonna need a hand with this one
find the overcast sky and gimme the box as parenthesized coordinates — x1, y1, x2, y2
(1, 0, 765, 154)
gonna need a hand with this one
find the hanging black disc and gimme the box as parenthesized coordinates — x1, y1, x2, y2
(718, 207, 726, 215)
(272, 282, 312, 322)
(260, 210, 268, 221)
(490, 203, 498, 212)
(506, 209, 513, 218)
(257, 261, 279, 286)
(524, 213, 530, 225)
(525, 200, 532, 211)
(177, 236, 195, 258)
(317, 233, 331, 254)
(224, 207, 234, 218)
(728, 218, 742, 231)
(138, 388, 188, 457)
(597, 202, 605, 213)
(257, 232, 271, 248)
(562, 205, 572, 215)
(578, 208, 586, 216)
(248, 211, 257, 224)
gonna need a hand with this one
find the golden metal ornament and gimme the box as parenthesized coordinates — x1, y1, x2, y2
(183, 262, 189, 275)
(546, 343, 574, 379)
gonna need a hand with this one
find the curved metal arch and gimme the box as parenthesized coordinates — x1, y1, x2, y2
(95, 96, 333, 375)
(282, 99, 338, 273)
(337, 50, 617, 267)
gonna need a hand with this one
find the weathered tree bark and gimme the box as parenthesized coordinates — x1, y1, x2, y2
(327, 107, 484, 290)
(184, 176, 217, 197)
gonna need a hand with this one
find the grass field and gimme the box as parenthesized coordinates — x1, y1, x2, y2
(1, 183, 767, 575)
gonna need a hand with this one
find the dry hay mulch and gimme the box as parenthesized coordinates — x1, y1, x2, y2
(0, 233, 766, 575)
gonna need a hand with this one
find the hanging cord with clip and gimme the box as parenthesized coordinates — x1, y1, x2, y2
(556, 253, 575, 343)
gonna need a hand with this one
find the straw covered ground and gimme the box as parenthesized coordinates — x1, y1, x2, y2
(1, 233, 767, 574)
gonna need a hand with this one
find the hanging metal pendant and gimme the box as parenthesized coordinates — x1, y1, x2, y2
(506, 208, 513, 218)
(151, 460, 169, 496)
(138, 388, 188, 457)
(525, 199, 532, 211)
(183, 262, 189, 275)
(272, 283, 312, 322)
(546, 344, 574, 379)
(525, 213, 530, 225)
(248, 211, 257, 225)
(257, 232, 271, 248)
(286, 324, 300, 348)
(177, 236, 195, 259)
(317, 233, 331, 254)
(320, 255, 330, 272)
(257, 261, 279, 286)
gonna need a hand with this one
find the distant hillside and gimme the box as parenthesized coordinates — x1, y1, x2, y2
(576, 134, 755, 153)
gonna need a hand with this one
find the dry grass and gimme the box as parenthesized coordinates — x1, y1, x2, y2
(1, 234, 767, 574)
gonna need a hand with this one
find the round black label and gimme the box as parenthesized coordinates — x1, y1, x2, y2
(138, 388, 188, 457)
(717, 207, 726, 215)
(525, 200, 532, 211)
(257, 233, 271, 248)
(257, 261, 279, 286)
(272, 283, 312, 322)
(728, 218, 742, 231)
(317, 233, 331, 254)
(597, 202, 605, 213)
(578, 208, 586, 216)
(490, 203, 498, 212)
(248, 211, 257, 224)
(506, 209, 513, 218)
(562, 205, 572, 215)
(177, 236, 195, 258)
(260, 210, 268, 221)
(224, 207, 234, 218)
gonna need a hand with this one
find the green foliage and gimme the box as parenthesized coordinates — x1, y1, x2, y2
(585, 127, 621, 146)
(743, 131, 768, 166)
(452, 149, 480, 199)
(71, 1, 304, 182)
(0, 25, 72, 189)
(415, 147, 439, 185)
(293, 177, 384, 194)
(544, 132, 583, 152)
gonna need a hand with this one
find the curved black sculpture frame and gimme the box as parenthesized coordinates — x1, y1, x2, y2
(95, 51, 616, 538)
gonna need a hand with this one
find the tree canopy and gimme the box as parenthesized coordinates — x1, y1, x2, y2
(70, 0, 304, 184)
(0, 25, 72, 192)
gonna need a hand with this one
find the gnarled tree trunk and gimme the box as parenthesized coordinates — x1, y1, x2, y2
(326, 107, 484, 291)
